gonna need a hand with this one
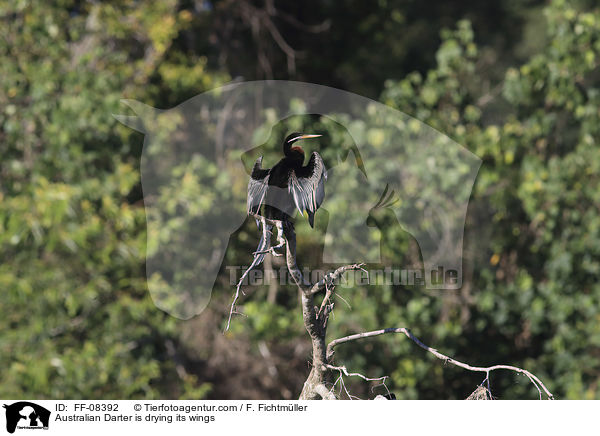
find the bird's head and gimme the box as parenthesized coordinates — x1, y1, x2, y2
(283, 132, 322, 157)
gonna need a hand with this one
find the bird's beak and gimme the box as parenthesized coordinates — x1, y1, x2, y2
(299, 134, 322, 140)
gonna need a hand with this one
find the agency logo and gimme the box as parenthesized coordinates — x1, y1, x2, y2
(115, 80, 481, 319)
(3, 402, 50, 434)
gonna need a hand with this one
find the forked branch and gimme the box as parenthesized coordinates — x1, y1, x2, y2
(235, 215, 553, 400)
(310, 263, 366, 295)
(327, 327, 554, 400)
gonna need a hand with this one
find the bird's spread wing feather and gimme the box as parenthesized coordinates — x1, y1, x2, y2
(247, 156, 270, 215)
(289, 152, 327, 227)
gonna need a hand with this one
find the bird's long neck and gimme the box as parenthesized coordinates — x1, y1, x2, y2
(285, 152, 304, 167)
(284, 142, 304, 167)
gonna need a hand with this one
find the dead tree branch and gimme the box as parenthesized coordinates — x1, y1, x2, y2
(327, 327, 554, 400)
(275, 217, 359, 399)
(314, 384, 336, 400)
(310, 263, 365, 295)
(236, 214, 553, 400)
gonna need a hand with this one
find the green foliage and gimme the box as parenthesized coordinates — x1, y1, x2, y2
(0, 0, 217, 398)
(374, 1, 600, 399)
(1, 0, 599, 400)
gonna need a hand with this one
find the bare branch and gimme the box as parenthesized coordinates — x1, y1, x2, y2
(261, 14, 296, 74)
(281, 222, 312, 295)
(237, 0, 297, 75)
(314, 383, 336, 400)
(225, 277, 244, 332)
(239, 212, 552, 400)
(476, 82, 503, 107)
(310, 263, 365, 295)
(325, 364, 388, 384)
(327, 327, 554, 400)
(268, 0, 331, 34)
(317, 281, 334, 316)
(226, 215, 273, 331)
(326, 364, 389, 400)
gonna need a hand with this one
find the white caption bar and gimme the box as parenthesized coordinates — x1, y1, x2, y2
(0, 400, 596, 435)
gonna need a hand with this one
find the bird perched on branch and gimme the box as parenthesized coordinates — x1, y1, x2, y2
(227, 132, 328, 330)
(247, 132, 328, 261)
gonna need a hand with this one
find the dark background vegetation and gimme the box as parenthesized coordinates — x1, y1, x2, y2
(1, 0, 599, 399)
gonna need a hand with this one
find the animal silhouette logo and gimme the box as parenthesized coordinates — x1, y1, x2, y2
(3, 402, 50, 433)
(115, 80, 481, 319)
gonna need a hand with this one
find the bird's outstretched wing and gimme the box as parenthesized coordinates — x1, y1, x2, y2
(247, 156, 270, 215)
(289, 151, 328, 227)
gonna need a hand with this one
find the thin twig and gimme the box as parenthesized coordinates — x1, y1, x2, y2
(325, 364, 388, 384)
(327, 327, 554, 400)
(325, 364, 388, 400)
(334, 292, 352, 309)
(225, 216, 272, 332)
(317, 282, 333, 315)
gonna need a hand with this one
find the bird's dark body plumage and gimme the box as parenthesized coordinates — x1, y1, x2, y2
(247, 132, 327, 228)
